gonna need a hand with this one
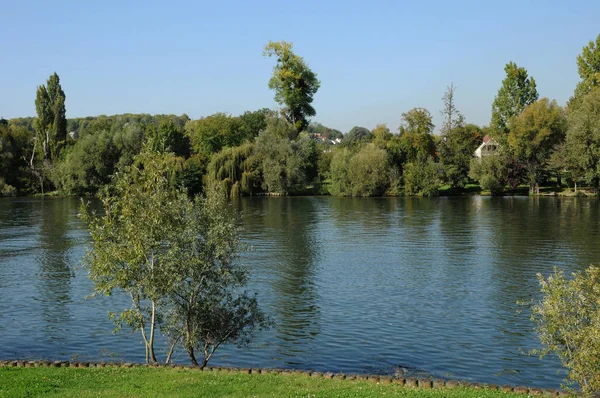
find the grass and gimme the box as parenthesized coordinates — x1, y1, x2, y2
(0, 366, 559, 398)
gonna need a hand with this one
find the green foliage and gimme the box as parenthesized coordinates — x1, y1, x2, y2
(371, 124, 393, 148)
(207, 142, 260, 197)
(439, 124, 482, 188)
(263, 41, 320, 133)
(532, 266, 600, 393)
(508, 98, 567, 194)
(185, 113, 241, 158)
(81, 151, 266, 366)
(146, 119, 189, 157)
(403, 156, 441, 197)
(400, 108, 435, 135)
(348, 144, 392, 196)
(330, 144, 392, 196)
(34, 72, 67, 161)
(490, 62, 539, 139)
(565, 87, 600, 189)
(469, 154, 507, 196)
(254, 118, 316, 195)
(307, 122, 343, 140)
(344, 126, 372, 143)
(573, 33, 600, 102)
(53, 130, 118, 194)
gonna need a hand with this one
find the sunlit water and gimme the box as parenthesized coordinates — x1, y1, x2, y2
(1, 196, 599, 389)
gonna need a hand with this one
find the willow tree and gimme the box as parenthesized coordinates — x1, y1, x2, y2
(81, 150, 267, 365)
(263, 40, 320, 134)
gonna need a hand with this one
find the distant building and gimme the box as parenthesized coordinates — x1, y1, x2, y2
(474, 135, 499, 158)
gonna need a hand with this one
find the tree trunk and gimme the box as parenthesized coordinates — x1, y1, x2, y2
(148, 300, 158, 364)
(187, 347, 199, 366)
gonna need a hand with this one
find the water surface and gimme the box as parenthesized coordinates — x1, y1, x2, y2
(1, 196, 599, 389)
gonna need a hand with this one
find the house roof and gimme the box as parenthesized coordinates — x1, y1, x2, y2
(483, 135, 492, 143)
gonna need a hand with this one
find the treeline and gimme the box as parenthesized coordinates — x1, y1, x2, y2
(1, 35, 600, 197)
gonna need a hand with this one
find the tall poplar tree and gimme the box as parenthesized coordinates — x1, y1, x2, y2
(572, 33, 600, 104)
(34, 72, 66, 161)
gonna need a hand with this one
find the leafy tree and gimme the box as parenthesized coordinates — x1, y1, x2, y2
(398, 108, 436, 163)
(531, 266, 600, 393)
(329, 147, 352, 196)
(254, 118, 316, 195)
(263, 40, 320, 133)
(146, 119, 189, 157)
(439, 124, 482, 188)
(81, 151, 267, 366)
(564, 88, 600, 189)
(508, 98, 567, 194)
(572, 33, 600, 103)
(490, 62, 539, 140)
(344, 126, 372, 143)
(400, 107, 435, 135)
(371, 124, 393, 148)
(403, 156, 441, 197)
(440, 82, 465, 135)
(207, 142, 260, 197)
(185, 113, 240, 158)
(34, 72, 67, 161)
(112, 122, 145, 170)
(348, 143, 392, 196)
(53, 130, 118, 194)
(469, 154, 507, 196)
(308, 122, 343, 140)
(329, 144, 392, 197)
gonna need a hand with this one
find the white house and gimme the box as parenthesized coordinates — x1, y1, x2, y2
(474, 135, 499, 158)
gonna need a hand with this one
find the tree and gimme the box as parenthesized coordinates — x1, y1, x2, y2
(263, 40, 320, 134)
(531, 266, 600, 393)
(439, 124, 482, 188)
(469, 154, 507, 196)
(564, 88, 600, 189)
(490, 62, 539, 140)
(344, 126, 372, 143)
(371, 124, 393, 148)
(403, 156, 441, 197)
(254, 117, 316, 195)
(185, 113, 241, 158)
(440, 82, 464, 135)
(34, 72, 67, 161)
(508, 98, 567, 194)
(400, 107, 435, 135)
(347, 143, 392, 197)
(398, 108, 436, 163)
(572, 33, 600, 103)
(81, 151, 267, 365)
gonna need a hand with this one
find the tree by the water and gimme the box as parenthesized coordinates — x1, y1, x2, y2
(490, 62, 538, 140)
(34, 72, 67, 161)
(81, 150, 268, 366)
(263, 40, 320, 134)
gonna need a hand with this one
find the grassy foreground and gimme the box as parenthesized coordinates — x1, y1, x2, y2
(0, 366, 554, 398)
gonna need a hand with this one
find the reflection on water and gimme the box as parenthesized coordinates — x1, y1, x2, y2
(1, 196, 600, 389)
(37, 199, 75, 338)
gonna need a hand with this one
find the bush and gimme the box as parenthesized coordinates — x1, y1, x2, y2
(532, 266, 600, 393)
(403, 157, 440, 197)
(469, 155, 507, 196)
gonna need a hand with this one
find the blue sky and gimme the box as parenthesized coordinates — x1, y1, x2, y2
(1, 0, 599, 133)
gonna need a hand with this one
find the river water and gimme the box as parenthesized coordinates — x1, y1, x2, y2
(1, 196, 599, 388)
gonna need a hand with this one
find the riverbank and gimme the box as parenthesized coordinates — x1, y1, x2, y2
(0, 362, 571, 397)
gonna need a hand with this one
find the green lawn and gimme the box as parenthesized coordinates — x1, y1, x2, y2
(0, 366, 563, 398)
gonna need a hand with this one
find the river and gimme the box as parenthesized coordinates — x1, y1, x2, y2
(1, 196, 599, 389)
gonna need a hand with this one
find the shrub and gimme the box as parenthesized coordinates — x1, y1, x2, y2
(532, 266, 600, 393)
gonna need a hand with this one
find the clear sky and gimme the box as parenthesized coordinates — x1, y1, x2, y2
(2, 0, 599, 133)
